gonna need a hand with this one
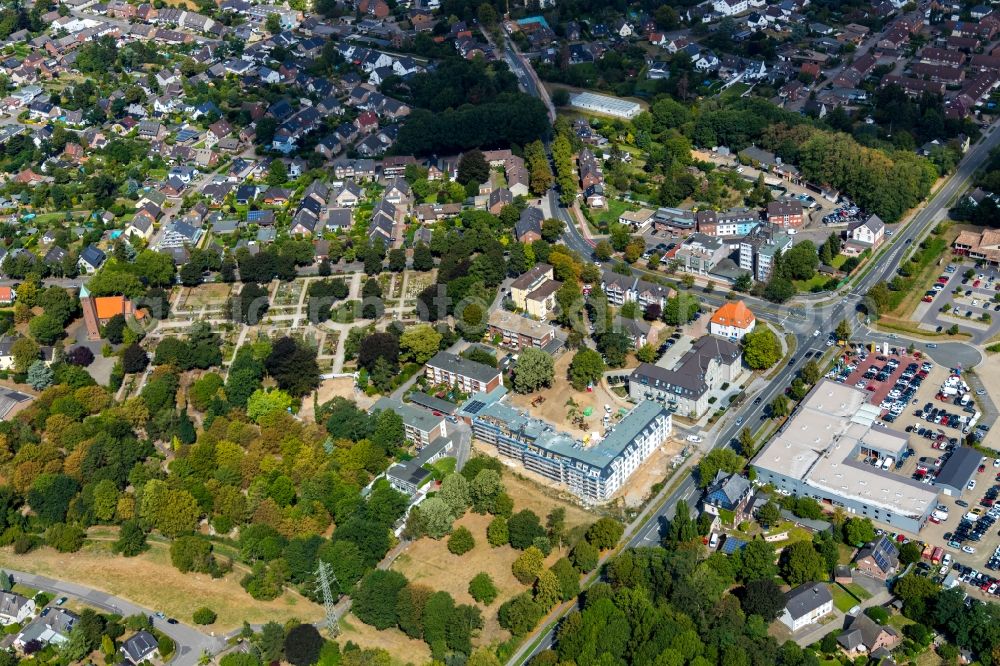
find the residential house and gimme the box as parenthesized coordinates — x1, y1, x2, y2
(120, 631, 159, 664)
(837, 613, 901, 658)
(845, 215, 885, 256)
(766, 200, 804, 228)
(371, 397, 446, 448)
(157, 221, 202, 249)
(424, 351, 503, 394)
(510, 263, 561, 319)
(601, 271, 671, 310)
(702, 471, 754, 524)
(77, 244, 106, 274)
(853, 536, 900, 581)
(779, 583, 833, 631)
(0, 286, 15, 306)
(0, 592, 34, 625)
(515, 208, 544, 243)
(14, 608, 78, 648)
(709, 301, 756, 340)
(488, 310, 557, 351)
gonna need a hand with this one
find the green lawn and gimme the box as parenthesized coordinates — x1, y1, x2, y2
(592, 198, 638, 229)
(829, 584, 858, 613)
(794, 272, 834, 293)
(424, 456, 457, 481)
(843, 582, 872, 601)
(888, 613, 916, 631)
(837, 543, 855, 564)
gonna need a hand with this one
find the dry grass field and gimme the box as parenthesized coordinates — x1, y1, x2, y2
(336, 614, 432, 665)
(0, 541, 322, 630)
(179, 283, 233, 309)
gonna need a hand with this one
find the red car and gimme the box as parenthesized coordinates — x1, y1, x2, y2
(930, 515, 941, 524)
(975, 280, 982, 287)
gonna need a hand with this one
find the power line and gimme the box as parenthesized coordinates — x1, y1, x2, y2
(316, 561, 339, 638)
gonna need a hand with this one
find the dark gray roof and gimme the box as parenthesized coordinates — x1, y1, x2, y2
(80, 244, 106, 268)
(935, 446, 980, 490)
(121, 630, 158, 662)
(856, 535, 899, 572)
(837, 613, 898, 652)
(632, 336, 741, 399)
(510, 263, 552, 290)
(427, 351, 500, 385)
(784, 582, 832, 620)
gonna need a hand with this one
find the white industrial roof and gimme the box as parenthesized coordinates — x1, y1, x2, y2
(753, 379, 938, 519)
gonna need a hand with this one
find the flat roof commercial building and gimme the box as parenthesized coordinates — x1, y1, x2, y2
(460, 390, 672, 502)
(569, 91, 642, 119)
(751, 379, 939, 533)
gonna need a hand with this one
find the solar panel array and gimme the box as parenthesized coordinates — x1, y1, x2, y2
(465, 400, 486, 415)
(720, 537, 747, 555)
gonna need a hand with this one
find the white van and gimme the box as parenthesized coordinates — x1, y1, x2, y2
(709, 533, 719, 548)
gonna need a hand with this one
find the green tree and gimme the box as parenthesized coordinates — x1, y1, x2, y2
(780, 540, 827, 586)
(353, 570, 408, 630)
(487, 516, 509, 547)
(267, 159, 288, 185)
(568, 348, 604, 390)
(448, 526, 475, 555)
(835, 319, 851, 341)
(739, 578, 784, 620)
(770, 394, 789, 418)
(469, 572, 498, 604)
(10, 337, 40, 374)
(28, 314, 64, 345)
(26, 361, 53, 390)
(113, 519, 148, 556)
(734, 538, 778, 582)
(512, 546, 545, 584)
(585, 518, 623, 550)
(284, 625, 324, 666)
(569, 540, 599, 573)
(439, 474, 470, 517)
(513, 348, 555, 393)
(399, 324, 442, 364)
(192, 608, 217, 625)
(508, 510, 545, 550)
(457, 149, 489, 185)
(843, 517, 876, 545)
(742, 327, 781, 369)
(697, 449, 744, 488)
(756, 501, 781, 527)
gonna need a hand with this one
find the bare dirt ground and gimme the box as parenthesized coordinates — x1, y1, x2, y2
(300, 377, 375, 422)
(509, 353, 630, 440)
(0, 541, 322, 630)
(612, 443, 682, 508)
(178, 283, 232, 310)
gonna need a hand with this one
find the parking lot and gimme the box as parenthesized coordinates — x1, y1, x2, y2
(822, 346, 1000, 580)
(918, 262, 1000, 344)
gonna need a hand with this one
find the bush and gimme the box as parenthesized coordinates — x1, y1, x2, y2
(157, 635, 176, 659)
(468, 572, 498, 605)
(192, 607, 217, 625)
(447, 526, 475, 555)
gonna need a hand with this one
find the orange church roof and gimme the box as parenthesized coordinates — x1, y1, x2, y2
(710, 300, 755, 329)
(94, 296, 135, 320)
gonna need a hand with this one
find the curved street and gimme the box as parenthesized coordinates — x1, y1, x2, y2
(4, 568, 223, 666)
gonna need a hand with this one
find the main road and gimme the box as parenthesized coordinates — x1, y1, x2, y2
(505, 40, 1000, 662)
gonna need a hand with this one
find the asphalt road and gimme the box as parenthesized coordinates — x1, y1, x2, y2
(6, 568, 223, 666)
(510, 67, 1000, 665)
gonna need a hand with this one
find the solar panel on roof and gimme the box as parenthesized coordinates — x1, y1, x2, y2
(465, 400, 486, 415)
(720, 537, 747, 554)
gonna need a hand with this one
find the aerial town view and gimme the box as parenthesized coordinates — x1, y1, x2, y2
(3, 0, 1000, 664)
